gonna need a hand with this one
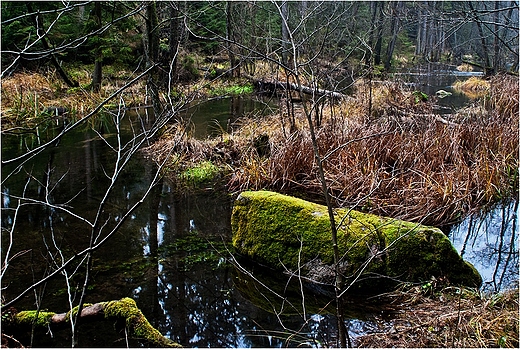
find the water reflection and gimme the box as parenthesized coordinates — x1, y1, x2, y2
(450, 201, 519, 293)
(394, 63, 485, 109)
(180, 96, 277, 139)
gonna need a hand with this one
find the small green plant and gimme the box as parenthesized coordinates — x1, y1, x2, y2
(182, 55, 199, 78)
(412, 90, 428, 103)
(179, 160, 219, 186)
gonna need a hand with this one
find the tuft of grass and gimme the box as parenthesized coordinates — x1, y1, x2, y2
(456, 63, 474, 72)
(453, 77, 490, 98)
(209, 82, 254, 97)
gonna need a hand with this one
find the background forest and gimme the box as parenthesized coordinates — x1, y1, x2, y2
(2, 1, 518, 89)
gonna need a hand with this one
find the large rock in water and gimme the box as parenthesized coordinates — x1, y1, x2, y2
(231, 191, 481, 291)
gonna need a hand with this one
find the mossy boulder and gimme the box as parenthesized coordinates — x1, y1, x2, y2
(231, 191, 482, 292)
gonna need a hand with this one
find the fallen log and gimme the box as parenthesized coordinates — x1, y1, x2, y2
(4, 298, 181, 348)
(231, 191, 482, 292)
(250, 76, 348, 100)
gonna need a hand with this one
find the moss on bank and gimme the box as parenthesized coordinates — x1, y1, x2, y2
(232, 190, 482, 291)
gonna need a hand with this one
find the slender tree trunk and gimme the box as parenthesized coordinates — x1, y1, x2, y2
(146, 0, 161, 112)
(493, 1, 501, 70)
(366, 1, 378, 65)
(469, 2, 493, 74)
(168, 2, 180, 81)
(92, 1, 103, 92)
(281, 1, 290, 66)
(227, 1, 239, 77)
(415, 2, 428, 58)
(373, 2, 385, 65)
(384, 2, 401, 71)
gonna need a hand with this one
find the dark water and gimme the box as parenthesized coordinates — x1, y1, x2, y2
(393, 63, 485, 111)
(2, 93, 517, 347)
(180, 96, 277, 139)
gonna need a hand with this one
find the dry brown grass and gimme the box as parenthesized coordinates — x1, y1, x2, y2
(0, 69, 147, 127)
(356, 286, 519, 348)
(145, 75, 518, 226)
(225, 77, 518, 226)
(486, 74, 519, 121)
(453, 76, 491, 99)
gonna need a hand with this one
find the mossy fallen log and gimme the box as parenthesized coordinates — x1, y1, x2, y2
(231, 191, 482, 292)
(5, 298, 181, 348)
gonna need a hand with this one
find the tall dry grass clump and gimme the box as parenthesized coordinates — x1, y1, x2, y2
(226, 77, 518, 226)
(453, 76, 490, 93)
(485, 74, 519, 121)
(147, 75, 517, 226)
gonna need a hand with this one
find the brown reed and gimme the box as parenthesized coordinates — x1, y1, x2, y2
(144, 75, 518, 226)
(225, 76, 518, 226)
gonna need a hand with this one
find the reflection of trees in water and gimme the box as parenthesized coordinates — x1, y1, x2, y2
(451, 200, 518, 293)
(137, 187, 349, 347)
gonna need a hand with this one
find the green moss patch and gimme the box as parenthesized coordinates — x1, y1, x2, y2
(231, 190, 482, 291)
(14, 310, 56, 327)
(102, 298, 181, 347)
(178, 160, 220, 186)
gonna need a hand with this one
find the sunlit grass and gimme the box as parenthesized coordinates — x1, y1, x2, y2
(453, 76, 490, 98)
(209, 82, 254, 97)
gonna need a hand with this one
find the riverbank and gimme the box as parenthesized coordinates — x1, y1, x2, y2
(355, 284, 519, 348)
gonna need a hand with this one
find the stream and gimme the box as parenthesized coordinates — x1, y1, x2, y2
(1, 85, 518, 347)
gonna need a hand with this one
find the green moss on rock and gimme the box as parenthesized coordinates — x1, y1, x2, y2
(231, 191, 482, 291)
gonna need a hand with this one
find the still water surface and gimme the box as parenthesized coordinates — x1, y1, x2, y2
(1, 94, 517, 347)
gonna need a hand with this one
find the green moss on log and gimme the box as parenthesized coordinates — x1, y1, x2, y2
(231, 191, 482, 291)
(102, 298, 181, 348)
(8, 299, 181, 348)
(15, 310, 56, 327)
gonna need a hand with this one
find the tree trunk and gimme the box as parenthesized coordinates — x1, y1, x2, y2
(384, 2, 401, 71)
(281, 1, 290, 66)
(373, 2, 385, 65)
(226, 1, 240, 77)
(91, 1, 103, 92)
(252, 76, 347, 100)
(168, 2, 180, 81)
(469, 2, 493, 74)
(146, 0, 161, 112)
